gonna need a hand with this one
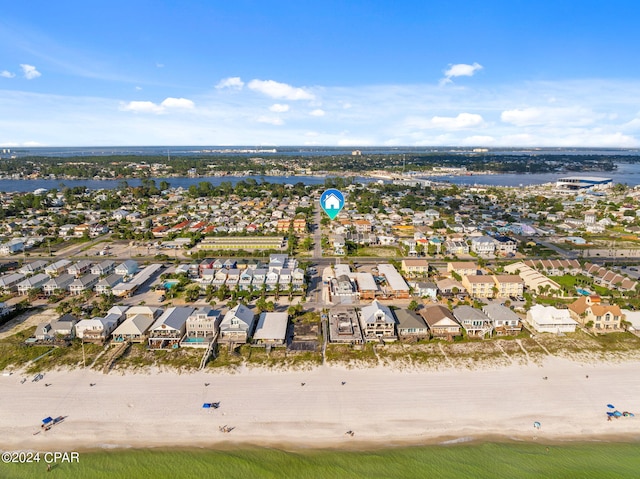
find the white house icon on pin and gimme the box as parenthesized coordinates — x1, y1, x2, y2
(323, 193, 341, 210)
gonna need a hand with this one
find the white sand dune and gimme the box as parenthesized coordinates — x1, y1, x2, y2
(2, 358, 640, 451)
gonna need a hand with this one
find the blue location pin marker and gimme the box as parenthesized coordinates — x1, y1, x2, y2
(320, 189, 345, 220)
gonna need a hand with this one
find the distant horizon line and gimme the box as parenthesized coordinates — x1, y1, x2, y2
(3, 145, 640, 151)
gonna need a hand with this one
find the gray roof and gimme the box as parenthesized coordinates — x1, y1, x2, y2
(45, 273, 75, 289)
(0, 273, 25, 286)
(112, 314, 155, 336)
(45, 259, 71, 272)
(482, 303, 520, 322)
(253, 312, 288, 341)
(150, 306, 194, 332)
(96, 273, 123, 288)
(19, 260, 48, 274)
(18, 273, 49, 288)
(395, 309, 428, 330)
(71, 274, 99, 287)
(221, 304, 255, 332)
(453, 305, 490, 322)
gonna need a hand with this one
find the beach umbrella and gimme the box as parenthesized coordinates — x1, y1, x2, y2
(614, 411, 622, 417)
(607, 412, 615, 417)
(533, 421, 541, 429)
(607, 404, 615, 409)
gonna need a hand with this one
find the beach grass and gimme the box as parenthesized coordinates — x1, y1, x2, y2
(3, 443, 640, 478)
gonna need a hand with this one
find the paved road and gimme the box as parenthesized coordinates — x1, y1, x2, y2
(312, 200, 323, 260)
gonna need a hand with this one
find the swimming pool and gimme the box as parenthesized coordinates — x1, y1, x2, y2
(576, 288, 591, 296)
(182, 337, 207, 343)
(164, 280, 179, 289)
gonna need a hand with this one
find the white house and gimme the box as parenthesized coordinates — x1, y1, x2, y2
(17, 273, 49, 295)
(526, 304, 577, 334)
(219, 304, 255, 343)
(359, 300, 397, 342)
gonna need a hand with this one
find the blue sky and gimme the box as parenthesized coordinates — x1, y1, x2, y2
(2, 0, 640, 147)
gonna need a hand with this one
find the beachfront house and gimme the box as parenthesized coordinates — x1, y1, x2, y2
(181, 306, 221, 348)
(111, 306, 162, 343)
(218, 303, 256, 344)
(328, 307, 364, 345)
(526, 305, 578, 334)
(148, 307, 194, 350)
(359, 300, 397, 342)
(35, 322, 54, 341)
(482, 304, 522, 336)
(252, 312, 289, 347)
(395, 308, 429, 341)
(452, 306, 493, 338)
(567, 295, 623, 332)
(111, 315, 154, 343)
(52, 314, 79, 339)
(420, 305, 462, 341)
(75, 312, 121, 343)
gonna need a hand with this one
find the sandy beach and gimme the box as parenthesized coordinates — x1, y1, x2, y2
(2, 359, 640, 452)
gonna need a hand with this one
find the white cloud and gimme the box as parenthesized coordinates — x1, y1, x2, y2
(407, 113, 484, 130)
(1, 70, 15, 78)
(256, 116, 284, 125)
(156, 63, 164, 68)
(160, 97, 195, 109)
(0, 141, 42, 147)
(121, 100, 164, 114)
(135, 86, 142, 91)
(441, 62, 482, 85)
(500, 106, 599, 127)
(216, 77, 245, 90)
(248, 79, 314, 100)
(309, 109, 325, 117)
(269, 103, 290, 112)
(4, 78, 640, 147)
(20, 64, 41, 80)
(121, 97, 195, 114)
